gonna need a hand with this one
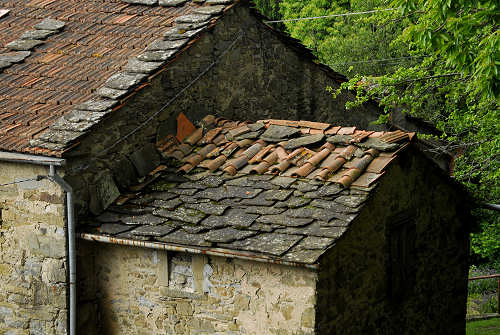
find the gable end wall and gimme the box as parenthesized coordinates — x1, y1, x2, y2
(316, 146, 469, 334)
(63, 1, 385, 216)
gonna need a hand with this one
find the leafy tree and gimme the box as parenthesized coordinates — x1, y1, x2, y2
(254, 0, 500, 262)
(278, 0, 413, 76)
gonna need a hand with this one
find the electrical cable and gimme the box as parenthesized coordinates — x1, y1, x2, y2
(264, 8, 396, 24)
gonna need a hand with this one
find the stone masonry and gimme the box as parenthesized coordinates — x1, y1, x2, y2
(0, 162, 67, 335)
(78, 242, 317, 335)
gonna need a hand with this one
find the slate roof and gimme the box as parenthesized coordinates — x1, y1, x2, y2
(0, 0, 235, 155)
(82, 114, 413, 265)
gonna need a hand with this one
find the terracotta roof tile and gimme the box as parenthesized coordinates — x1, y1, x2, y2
(84, 114, 410, 264)
(0, 0, 230, 154)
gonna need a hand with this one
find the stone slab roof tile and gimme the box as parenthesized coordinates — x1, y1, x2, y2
(83, 114, 413, 265)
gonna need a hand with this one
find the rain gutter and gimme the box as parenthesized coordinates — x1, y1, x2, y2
(79, 233, 320, 270)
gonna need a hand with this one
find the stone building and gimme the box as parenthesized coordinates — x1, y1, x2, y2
(0, 0, 469, 334)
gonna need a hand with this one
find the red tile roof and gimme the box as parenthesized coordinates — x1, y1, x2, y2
(0, 0, 228, 155)
(161, 115, 410, 189)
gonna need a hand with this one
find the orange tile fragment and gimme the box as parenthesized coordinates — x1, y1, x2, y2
(176, 112, 196, 142)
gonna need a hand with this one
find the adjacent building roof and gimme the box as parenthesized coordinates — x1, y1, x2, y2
(81, 115, 413, 266)
(0, 0, 235, 156)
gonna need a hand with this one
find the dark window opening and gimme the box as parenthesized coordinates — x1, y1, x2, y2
(388, 212, 417, 305)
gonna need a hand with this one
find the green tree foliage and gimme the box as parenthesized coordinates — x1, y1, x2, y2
(334, 0, 499, 262)
(278, 0, 412, 76)
(254, 0, 500, 262)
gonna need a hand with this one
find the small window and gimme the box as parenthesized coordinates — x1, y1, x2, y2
(387, 211, 417, 304)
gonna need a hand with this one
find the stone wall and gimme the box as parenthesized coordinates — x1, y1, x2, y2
(0, 162, 67, 335)
(78, 241, 317, 335)
(316, 146, 470, 334)
(63, 0, 385, 216)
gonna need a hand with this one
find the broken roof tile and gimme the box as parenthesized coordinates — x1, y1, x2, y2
(83, 112, 412, 264)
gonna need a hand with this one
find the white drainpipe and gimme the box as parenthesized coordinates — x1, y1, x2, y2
(48, 165, 76, 335)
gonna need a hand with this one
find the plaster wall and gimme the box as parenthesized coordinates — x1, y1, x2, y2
(78, 241, 317, 335)
(316, 147, 469, 334)
(0, 162, 67, 335)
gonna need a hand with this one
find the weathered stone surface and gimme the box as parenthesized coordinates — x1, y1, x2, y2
(279, 222, 346, 238)
(74, 98, 117, 112)
(263, 189, 293, 201)
(175, 14, 212, 24)
(6, 39, 44, 51)
(256, 215, 313, 227)
(38, 129, 82, 144)
(163, 26, 206, 41)
(152, 198, 183, 210)
(129, 144, 161, 177)
(104, 72, 147, 90)
(204, 227, 256, 243)
(270, 176, 296, 188)
(326, 135, 352, 145)
(150, 191, 177, 200)
(334, 195, 368, 208)
(95, 86, 129, 100)
(310, 198, 360, 214)
(137, 50, 178, 62)
(34, 18, 65, 30)
(317, 184, 343, 197)
(0, 60, 11, 69)
(285, 134, 325, 150)
(120, 214, 165, 225)
(125, 58, 164, 74)
(146, 39, 188, 51)
(291, 180, 320, 192)
(197, 175, 225, 187)
(220, 233, 302, 256)
(300, 236, 335, 250)
(159, 0, 187, 6)
(184, 202, 228, 215)
(282, 247, 324, 264)
(357, 137, 400, 151)
(50, 116, 95, 132)
(275, 196, 312, 209)
(261, 125, 301, 142)
(285, 207, 338, 223)
(100, 223, 133, 235)
(21, 29, 56, 40)
(157, 230, 212, 246)
(193, 5, 225, 15)
(226, 176, 276, 190)
(180, 224, 210, 234)
(123, 0, 156, 4)
(0, 51, 31, 63)
(206, 0, 233, 4)
(153, 207, 206, 224)
(195, 186, 262, 201)
(242, 206, 285, 215)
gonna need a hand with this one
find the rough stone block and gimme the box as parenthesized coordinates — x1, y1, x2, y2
(20, 29, 56, 40)
(103, 72, 147, 90)
(42, 259, 66, 284)
(124, 58, 164, 74)
(6, 39, 44, 51)
(34, 18, 65, 31)
(0, 51, 30, 63)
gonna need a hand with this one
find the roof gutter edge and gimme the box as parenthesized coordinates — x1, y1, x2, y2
(79, 233, 319, 270)
(0, 151, 66, 166)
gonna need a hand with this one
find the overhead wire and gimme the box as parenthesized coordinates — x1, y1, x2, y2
(65, 32, 244, 175)
(0, 175, 46, 188)
(264, 8, 396, 24)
